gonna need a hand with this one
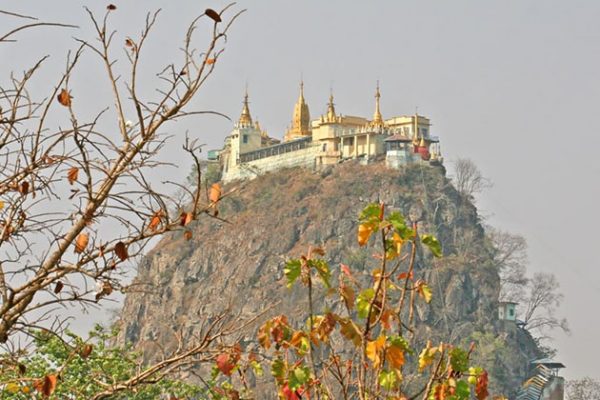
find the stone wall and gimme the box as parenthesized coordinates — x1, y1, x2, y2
(222, 143, 322, 183)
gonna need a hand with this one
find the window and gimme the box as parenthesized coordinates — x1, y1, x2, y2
(509, 308, 514, 317)
(243, 134, 248, 144)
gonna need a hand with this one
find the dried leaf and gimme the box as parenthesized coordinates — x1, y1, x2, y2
(205, 8, 222, 22)
(34, 374, 57, 397)
(180, 212, 193, 226)
(125, 38, 134, 48)
(475, 371, 489, 400)
(0, 200, 4, 211)
(114, 241, 128, 261)
(107, 4, 117, 10)
(19, 181, 29, 195)
(209, 183, 221, 203)
(67, 167, 79, 185)
(206, 58, 216, 65)
(95, 280, 113, 301)
(54, 281, 64, 294)
(57, 89, 72, 107)
(74, 233, 89, 254)
(184, 230, 193, 241)
(79, 344, 93, 359)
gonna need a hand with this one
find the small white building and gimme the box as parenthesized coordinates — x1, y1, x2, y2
(498, 301, 518, 321)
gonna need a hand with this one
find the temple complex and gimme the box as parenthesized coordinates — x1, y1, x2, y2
(216, 82, 443, 183)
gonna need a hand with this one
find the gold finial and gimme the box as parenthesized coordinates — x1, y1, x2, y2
(238, 90, 252, 126)
(372, 81, 383, 127)
(326, 91, 336, 122)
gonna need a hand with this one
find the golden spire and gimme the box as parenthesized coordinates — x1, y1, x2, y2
(285, 81, 311, 140)
(326, 91, 336, 122)
(372, 81, 383, 127)
(238, 90, 252, 126)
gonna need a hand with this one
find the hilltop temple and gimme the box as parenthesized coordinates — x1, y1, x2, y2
(214, 82, 443, 183)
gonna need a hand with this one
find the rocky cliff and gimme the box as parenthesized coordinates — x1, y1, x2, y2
(118, 161, 541, 396)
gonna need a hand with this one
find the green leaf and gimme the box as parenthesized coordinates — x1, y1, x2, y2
(450, 348, 469, 373)
(250, 360, 263, 377)
(356, 288, 375, 319)
(284, 259, 302, 288)
(271, 358, 286, 381)
(421, 234, 442, 257)
(310, 259, 331, 288)
(455, 380, 471, 399)
(378, 370, 398, 391)
(288, 366, 310, 390)
(389, 335, 413, 355)
(359, 203, 381, 222)
(387, 211, 406, 231)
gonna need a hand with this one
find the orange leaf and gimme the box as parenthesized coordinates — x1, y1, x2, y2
(35, 374, 57, 397)
(148, 210, 164, 232)
(184, 230, 193, 240)
(398, 271, 413, 280)
(386, 344, 405, 369)
(340, 263, 353, 278)
(125, 38, 134, 48)
(216, 353, 235, 376)
(57, 89, 72, 107)
(67, 167, 79, 185)
(209, 183, 221, 203)
(114, 241, 128, 261)
(74, 232, 89, 254)
(206, 58, 216, 65)
(205, 8, 222, 22)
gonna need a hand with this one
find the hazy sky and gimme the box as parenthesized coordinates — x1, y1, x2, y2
(3, 0, 599, 380)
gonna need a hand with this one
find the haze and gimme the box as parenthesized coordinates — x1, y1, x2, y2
(2, 0, 598, 381)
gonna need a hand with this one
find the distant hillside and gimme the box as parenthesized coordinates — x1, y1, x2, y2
(118, 161, 541, 396)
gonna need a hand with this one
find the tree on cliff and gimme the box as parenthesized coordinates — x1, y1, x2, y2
(566, 377, 600, 400)
(0, 4, 248, 397)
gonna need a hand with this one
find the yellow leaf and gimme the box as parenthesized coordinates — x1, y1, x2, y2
(357, 223, 373, 246)
(6, 382, 20, 393)
(417, 281, 433, 304)
(0, 200, 4, 210)
(366, 335, 386, 368)
(392, 232, 404, 253)
(418, 340, 438, 372)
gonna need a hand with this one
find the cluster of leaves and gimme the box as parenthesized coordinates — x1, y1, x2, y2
(211, 203, 495, 399)
(0, 325, 204, 399)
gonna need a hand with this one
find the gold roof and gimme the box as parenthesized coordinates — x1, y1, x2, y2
(238, 91, 252, 126)
(286, 81, 311, 139)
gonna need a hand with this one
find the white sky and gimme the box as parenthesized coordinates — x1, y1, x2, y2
(2, 0, 599, 381)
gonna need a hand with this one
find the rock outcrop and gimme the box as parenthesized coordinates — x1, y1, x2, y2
(118, 161, 541, 396)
